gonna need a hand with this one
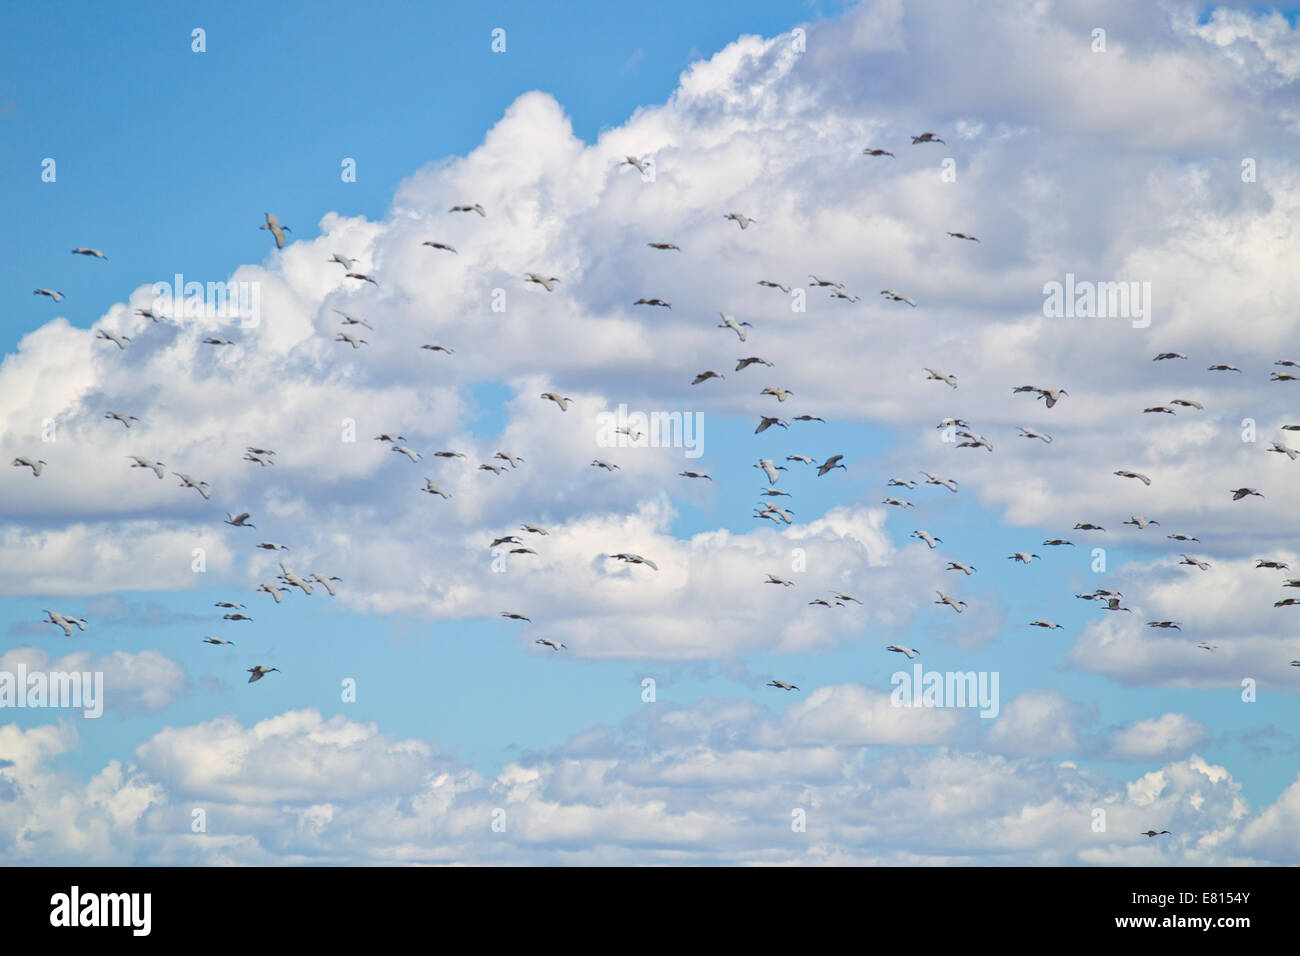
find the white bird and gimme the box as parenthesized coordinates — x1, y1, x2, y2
(755, 416, 789, 434)
(1123, 516, 1159, 529)
(494, 452, 524, 469)
(521, 524, 548, 535)
(590, 459, 620, 472)
(760, 503, 794, 524)
(718, 313, 752, 341)
(215, 601, 244, 609)
(808, 275, 844, 288)
(911, 529, 942, 549)
(134, 308, 165, 322)
(620, 155, 649, 174)
(1100, 597, 1132, 613)
(480, 462, 505, 475)
(882, 497, 914, 508)
(224, 512, 255, 527)
(256, 583, 286, 604)
(1008, 552, 1041, 563)
(96, 329, 130, 349)
(173, 473, 211, 499)
(127, 456, 165, 478)
(12, 457, 46, 476)
(911, 132, 945, 144)
(886, 644, 920, 659)
(609, 552, 658, 570)
(71, 247, 107, 259)
(202, 636, 235, 646)
(831, 592, 863, 605)
(921, 472, 958, 493)
(421, 479, 451, 498)
(1269, 442, 1299, 461)
(449, 203, 486, 217)
(329, 254, 359, 270)
(536, 638, 566, 651)
(345, 272, 379, 286)
(525, 273, 560, 291)
(767, 679, 799, 690)
(1153, 352, 1187, 361)
(336, 332, 367, 349)
(924, 368, 958, 389)
(260, 213, 290, 249)
(1179, 554, 1211, 571)
(257, 542, 289, 551)
(540, 392, 573, 411)
(278, 563, 313, 595)
(43, 610, 87, 637)
(1029, 621, 1063, 629)
(334, 310, 372, 329)
(736, 357, 774, 371)
(1017, 427, 1053, 443)
(247, 666, 280, 683)
(945, 561, 976, 575)
(724, 212, 756, 229)
(755, 459, 786, 484)
(391, 445, 422, 463)
(1035, 388, 1069, 408)
(757, 280, 790, 293)
(34, 288, 64, 302)
(374, 433, 406, 443)
(1114, 470, 1151, 486)
(310, 573, 341, 596)
(880, 290, 916, 306)
(765, 574, 794, 587)
(760, 387, 794, 402)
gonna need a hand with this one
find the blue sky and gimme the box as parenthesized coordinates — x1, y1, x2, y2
(3, 0, 1300, 865)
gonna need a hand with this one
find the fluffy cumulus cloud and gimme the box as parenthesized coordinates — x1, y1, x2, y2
(4, 0, 1300, 862)
(0, 703, 1292, 865)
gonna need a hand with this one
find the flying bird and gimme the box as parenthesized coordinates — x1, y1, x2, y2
(449, 204, 486, 217)
(34, 288, 64, 302)
(247, 666, 279, 683)
(71, 247, 107, 259)
(42, 610, 87, 637)
(127, 456, 165, 478)
(260, 213, 290, 249)
(718, 313, 752, 340)
(1114, 470, 1152, 486)
(525, 273, 560, 291)
(724, 212, 756, 230)
(886, 645, 920, 658)
(12, 457, 46, 477)
(173, 473, 211, 499)
(911, 132, 945, 144)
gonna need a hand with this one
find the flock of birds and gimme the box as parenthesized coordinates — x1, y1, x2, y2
(15, 126, 1299, 846)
